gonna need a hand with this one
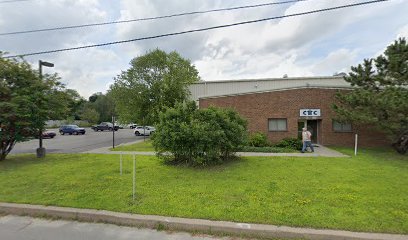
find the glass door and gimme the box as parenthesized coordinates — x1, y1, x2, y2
(306, 120, 318, 143)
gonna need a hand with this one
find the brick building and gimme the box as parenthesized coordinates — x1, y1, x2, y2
(189, 76, 388, 147)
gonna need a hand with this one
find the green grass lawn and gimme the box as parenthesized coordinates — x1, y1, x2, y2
(0, 148, 407, 234)
(111, 140, 154, 151)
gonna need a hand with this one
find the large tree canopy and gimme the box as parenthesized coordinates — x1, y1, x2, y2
(334, 38, 408, 154)
(0, 54, 69, 160)
(110, 49, 200, 125)
(79, 92, 114, 123)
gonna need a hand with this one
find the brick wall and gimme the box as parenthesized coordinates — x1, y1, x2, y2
(199, 88, 389, 147)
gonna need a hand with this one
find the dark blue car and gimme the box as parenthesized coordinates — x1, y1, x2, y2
(59, 125, 86, 135)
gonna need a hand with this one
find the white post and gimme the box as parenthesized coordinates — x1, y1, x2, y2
(354, 134, 358, 156)
(120, 154, 122, 175)
(133, 154, 136, 201)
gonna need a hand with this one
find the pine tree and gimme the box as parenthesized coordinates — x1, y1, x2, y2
(334, 38, 408, 154)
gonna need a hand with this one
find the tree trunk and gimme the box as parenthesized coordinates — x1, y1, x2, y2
(0, 141, 6, 161)
(0, 152, 6, 161)
(0, 139, 16, 161)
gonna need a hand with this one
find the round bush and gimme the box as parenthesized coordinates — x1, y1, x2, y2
(274, 138, 302, 150)
(248, 132, 270, 147)
(152, 101, 247, 166)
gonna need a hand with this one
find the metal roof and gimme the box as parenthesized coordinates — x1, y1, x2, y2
(189, 76, 351, 101)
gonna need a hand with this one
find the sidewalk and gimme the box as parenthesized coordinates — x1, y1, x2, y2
(0, 202, 406, 240)
(84, 141, 348, 158)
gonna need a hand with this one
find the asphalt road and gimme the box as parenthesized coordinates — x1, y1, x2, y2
(0, 215, 233, 240)
(10, 128, 146, 154)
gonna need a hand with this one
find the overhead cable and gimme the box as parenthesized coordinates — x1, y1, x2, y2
(0, 0, 306, 36)
(4, 0, 389, 58)
(0, 0, 31, 4)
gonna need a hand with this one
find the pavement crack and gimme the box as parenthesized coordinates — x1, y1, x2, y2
(17, 220, 33, 231)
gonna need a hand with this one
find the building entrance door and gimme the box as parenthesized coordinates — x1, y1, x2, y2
(306, 120, 318, 143)
(298, 120, 319, 143)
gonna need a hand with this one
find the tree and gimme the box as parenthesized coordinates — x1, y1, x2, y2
(93, 92, 115, 122)
(81, 92, 114, 123)
(0, 54, 68, 160)
(110, 49, 200, 125)
(152, 101, 247, 166)
(333, 38, 408, 154)
(63, 89, 86, 120)
(79, 105, 100, 124)
(88, 92, 102, 103)
(40, 76, 81, 121)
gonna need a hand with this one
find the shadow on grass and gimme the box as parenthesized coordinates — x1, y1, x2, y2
(0, 154, 80, 171)
(160, 155, 248, 171)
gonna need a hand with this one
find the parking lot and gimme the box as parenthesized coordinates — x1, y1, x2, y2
(11, 128, 146, 154)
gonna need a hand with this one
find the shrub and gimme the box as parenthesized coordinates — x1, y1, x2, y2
(274, 137, 302, 150)
(152, 101, 247, 166)
(247, 132, 270, 147)
(238, 146, 296, 153)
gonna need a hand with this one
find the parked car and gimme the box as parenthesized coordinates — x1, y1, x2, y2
(128, 123, 138, 129)
(114, 122, 126, 129)
(59, 125, 86, 135)
(134, 126, 155, 136)
(91, 122, 119, 131)
(42, 130, 56, 139)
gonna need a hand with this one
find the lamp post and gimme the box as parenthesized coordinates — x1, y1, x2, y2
(143, 116, 145, 142)
(112, 115, 115, 149)
(36, 60, 54, 158)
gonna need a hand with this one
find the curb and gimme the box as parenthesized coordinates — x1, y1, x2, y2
(0, 203, 406, 240)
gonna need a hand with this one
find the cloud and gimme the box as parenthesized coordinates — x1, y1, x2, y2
(0, 0, 407, 98)
(311, 49, 358, 76)
(0, 0, 119, 98)
(397, 24, 408, 39)
(192, 0, 407, 80)
(49, 45, 125, 98)
(0, 0, 108, 55)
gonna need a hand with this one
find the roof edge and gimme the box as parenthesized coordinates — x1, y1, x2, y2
(197, 85, 352, 100)
(194, 76, 345, 85)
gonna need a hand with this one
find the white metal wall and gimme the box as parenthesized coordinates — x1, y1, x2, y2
(188, 76, 351, 101)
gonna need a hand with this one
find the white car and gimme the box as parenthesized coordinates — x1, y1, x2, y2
(128, 123, 138, 129)
(134, 126, 155, 136)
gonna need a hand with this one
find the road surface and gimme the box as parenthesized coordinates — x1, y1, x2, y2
(0, 215, 236, 240)
(10, 128, 145, 154)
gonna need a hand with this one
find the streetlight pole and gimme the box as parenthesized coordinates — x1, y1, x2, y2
(143, 116, 145, 142)
(112, 115, 115, 149)
(112, 101, 116, 149)
(36, 60, 54, 158)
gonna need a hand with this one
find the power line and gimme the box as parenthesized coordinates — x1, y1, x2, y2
(4, 0, 389, 59)
(0, 0, 306, 36)
(0, 0, 31, 4)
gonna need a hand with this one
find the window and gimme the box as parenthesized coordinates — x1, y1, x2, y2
(268, 118, 287, 131)
(333, 121, 352, 132)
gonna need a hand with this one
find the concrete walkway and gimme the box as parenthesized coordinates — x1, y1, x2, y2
(0, 202, 406, 240)
(84, 140, 348, 158)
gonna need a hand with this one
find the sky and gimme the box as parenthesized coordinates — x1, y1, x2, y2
(0, 0, 407, 98)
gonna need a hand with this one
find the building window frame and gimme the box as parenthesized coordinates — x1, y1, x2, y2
(332, 120, 352, 132)
(268, 118, 288, 132)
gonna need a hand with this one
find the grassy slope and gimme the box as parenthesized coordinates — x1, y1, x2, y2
(0, 149, 407, 233)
